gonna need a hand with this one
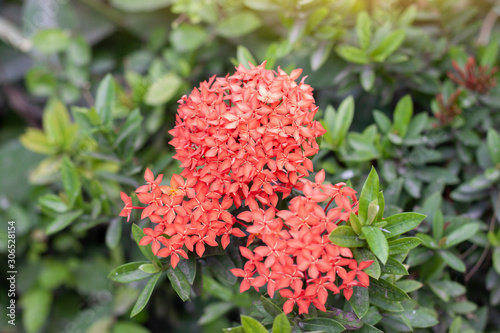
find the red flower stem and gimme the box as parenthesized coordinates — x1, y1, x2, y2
(233, 219, 248, 229)
(324, 196, 335, 212)
(132, 206, 145, 210)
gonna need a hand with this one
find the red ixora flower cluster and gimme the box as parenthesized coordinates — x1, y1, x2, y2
(119, 62, 372, 314)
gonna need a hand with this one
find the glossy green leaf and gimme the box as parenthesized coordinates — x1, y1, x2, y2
(336, 45, 370, 64)
(299, 318, 345, 333)
(349, 212, 362, 234)
(432, 210, 444, 241)
(428, 280, 466, 302)
(383, 213, 426, 237)
(382, 257, 409, 275)
(241, 315, 268, 333)
(177, 256, 196, 285)
(368, 277, 409, 301)
(145, 72, 182, 106)
(207, 253, 237, 285)
(329, 226, 365, 247)
(95, 74, 115, 125)
(261, 296, 283, 317)
(167, 267, 191, 301)
(38, 193, 68, 213)
(349, 286, 369, 319)
(130, 272, 161, 317)
(139, 263, 160, 274)
(46, 210, 83, 235)
(396, 280, 423, 293)
(401, 308, 439, 328)
(108, 262, 152, 283)
(272, 313, 292, 333)
(332, 96, 354, 147)
(362, 226, 389, 264)
(358, 167, 379, 224)
(376, 191, 385, 222)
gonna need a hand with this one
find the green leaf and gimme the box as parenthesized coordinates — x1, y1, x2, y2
(25, 67, 57, 97)
(42, 98, 71, 147)
(177, 255, 197, 285)
(366, 200, 379, 225)
(360, 66, 375, 91)
(376, 191, 385, 222)
(493, 247, 500, 275)
(115, 108, 143, 148)
(166, 267, 191, 301)
(391, 95, 413, 138)
(443, 223, 480, 248)
(401, 308, 439, 328)
(32, 28, 69, 54)
(139, 263, 160, 274)
(38, 193, 68, 213)
(95, 74, 115, 126)
(332, 96, 354, 147)
(130, 272, 161, 317)
(432, 210, 444, 241)
(46, 210, 83, 235)
(428, 280, 466, 302)
(349, 212, 362, 234)
(384, 213, 426, 237)
(336, 45, 370, 64)
(109, 262, 152, 283)
(368, 277, 409, 301)
(60, 156, 81, 208)
(68, 35, 91, 66)
(261, 296, 283, 317)
(171, 24, 208, 53)
(353, 248, 380, 279)
(272, 313, 292, 333)
(362, 226, 389, 264)
(241, 315, 268, 333)
(223, 327, 246, 333)
(203, 275, 233, 301)
(356, 11, 372, 49)
(382, 257, 409, 275)
(480, 38, 499, 67)
(199, 302, 234, 325)
(106, 217, 122, 249)
(217, 12, 262, 38)
(449, 316, 462, 333)
(112, 321, 151, 333)
(358, 167, 379, 224)
(487, 128, 500, 165)
(447, 301, 478, 314)
(21, 288, 53, 333)
(438, 250, 466, 272)
(370, 29, 405, 62)
(396, 280, 423, 293)
(145, 72, 182, 106)
(207, 253, 237, 285)
(110, 0, 171, 12)
(389, 237, 423, 255)
(299, 318, 345, 333)
(237, 45, 258, 69)
(329, 226, 365, 247)
(349, 286, 369, 318)
(131, 224, 161, 264)
(373, 110, 392, 133)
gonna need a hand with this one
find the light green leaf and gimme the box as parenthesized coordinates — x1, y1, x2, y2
(32, 29, 69, 54)
(21, 288, 53, 333)
(362, 226, 389, 264)
(145, 73, 182, 106)
(171, 24, 208, 53)
(396, 280, 423, 293)
(272, 313, 292, 333)
(358, 167, 379, 224)
(112, 321, 151, 333)
(110, 0, 172, 12)
(108, 262, 152, 283)
(95, 74, 115, 125)
(432, 210, 444, 241)
(139, 264, 160, 274)
(237, 45, 258, 69)
(46, 210, 83, 235)
(106, 217, 122, 249)
(391, 95, 413, 138)
(384, 213, 426, 237)
(382, 257, 409, 275)
(480, 38, 499, 67)
(349, 212, 362, 234)
(487, 128, 500, 165)
(329, 226, 365, 247)
(331, 96, 354, 147)
(360, 66, 375, 91)
(60, 156, 81, 208)
(217, 12, 262, 38)
(438, 251, 466, 272)
(373, 110, 391, 133)
(370, 29, 405, 62)
(130, 272, 161, 317)
(68, 35, 91, 66)
(25, 67, 57, 96)
(493, 247, 500, 275)
(241, 315, 268, 333)
(356, 11, 372, 49)
(336, 45, 370, 64)
(402, 308, 439, 328)
(38, 193, 68, 213)
(199, 302, 234, 325)
(443, 223, 480, 248)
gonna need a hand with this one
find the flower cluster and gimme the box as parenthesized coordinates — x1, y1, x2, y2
(231, 171, 373, 314)
(448, 56, 498, 94)
(120, 63, 373, 314)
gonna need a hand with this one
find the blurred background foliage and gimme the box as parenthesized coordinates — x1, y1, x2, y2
(1, 0, 500, 332)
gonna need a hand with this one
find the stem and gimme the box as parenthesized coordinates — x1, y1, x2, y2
(233, 219, 248, 229)
(324, 196, 336, 212)
(132, 206, 145, 210)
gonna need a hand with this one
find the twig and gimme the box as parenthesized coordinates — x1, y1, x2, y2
(0, 16, 32, 53)
(465, 190, 500, 282)
(477, 0, 500, 46)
